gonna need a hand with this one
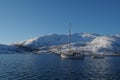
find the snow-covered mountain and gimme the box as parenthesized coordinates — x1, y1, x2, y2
(1, 33, 120, 55)
(84, 36, 120, 54)
(49, 35, 120, 55)
(15, 33, 99, 49)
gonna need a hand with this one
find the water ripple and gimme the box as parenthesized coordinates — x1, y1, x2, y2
(0, 54, 120, 80)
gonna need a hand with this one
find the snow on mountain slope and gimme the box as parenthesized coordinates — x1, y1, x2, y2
(84, 36, 120, 53)
(15, 33, 99, 48)
(49, 36, 120, 55)
(1, 33, 120, 54)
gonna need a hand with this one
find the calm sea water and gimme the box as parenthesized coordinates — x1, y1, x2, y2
(0, 54, 120, 80)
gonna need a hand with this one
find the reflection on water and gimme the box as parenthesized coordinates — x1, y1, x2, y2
(0, 54, 120, 80)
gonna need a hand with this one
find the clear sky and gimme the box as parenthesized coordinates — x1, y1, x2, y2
(0, 0, 120, 44)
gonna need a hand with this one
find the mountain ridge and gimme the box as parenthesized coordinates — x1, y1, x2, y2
(15, 33, 99, 48)
(0, 33, 120, 54)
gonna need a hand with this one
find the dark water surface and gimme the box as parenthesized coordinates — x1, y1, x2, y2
(0, 54, 120, 80)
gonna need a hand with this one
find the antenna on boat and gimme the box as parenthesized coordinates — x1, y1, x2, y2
(68, 23, 71, 51)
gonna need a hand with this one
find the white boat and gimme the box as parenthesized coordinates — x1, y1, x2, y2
(60, 23, 84, 59)
(61, 51, 84, 59)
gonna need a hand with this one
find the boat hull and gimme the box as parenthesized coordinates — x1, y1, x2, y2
(61, 53, 84, 59)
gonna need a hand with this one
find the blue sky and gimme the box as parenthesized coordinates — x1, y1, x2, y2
(0, 0, 120, 44)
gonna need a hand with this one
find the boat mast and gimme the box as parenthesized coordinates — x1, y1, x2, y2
(68, 23, 71, 52)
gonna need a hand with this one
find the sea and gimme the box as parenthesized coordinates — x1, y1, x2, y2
(0, 53, 120, 80)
